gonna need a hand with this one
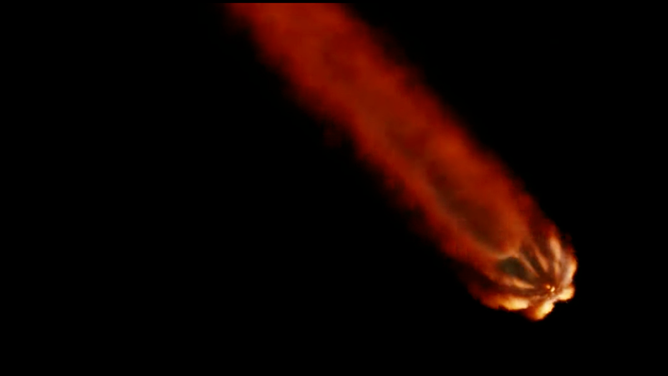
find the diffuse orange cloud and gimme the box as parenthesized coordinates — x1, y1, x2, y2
(224, 3, 577, 320)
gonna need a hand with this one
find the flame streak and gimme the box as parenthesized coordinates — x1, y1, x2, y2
(225, 3, 577, 319)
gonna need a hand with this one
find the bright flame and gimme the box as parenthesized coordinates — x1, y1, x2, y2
(529, 301, 556, 321)
(558, 285, 575, 301)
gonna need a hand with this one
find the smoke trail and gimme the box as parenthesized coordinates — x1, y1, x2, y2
(224, 3, 576, 320)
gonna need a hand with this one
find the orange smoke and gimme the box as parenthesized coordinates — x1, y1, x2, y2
(224, 3, 577, 320)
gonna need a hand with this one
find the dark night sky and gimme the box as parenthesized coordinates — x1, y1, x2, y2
(58, 3, 662, 365)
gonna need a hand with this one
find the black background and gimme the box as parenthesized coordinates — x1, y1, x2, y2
(52, 3, 663, 366)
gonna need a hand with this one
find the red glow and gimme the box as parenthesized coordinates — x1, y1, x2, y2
(224, 3, 577, 319)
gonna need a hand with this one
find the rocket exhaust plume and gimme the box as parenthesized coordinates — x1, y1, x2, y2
(224, 3, 577, 320)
